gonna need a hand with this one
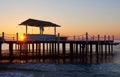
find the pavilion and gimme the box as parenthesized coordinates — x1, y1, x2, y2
(19, 18, 61, 41)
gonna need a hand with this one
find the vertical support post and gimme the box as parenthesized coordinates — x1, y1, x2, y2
(98, 34, 100, 53)
(62, 42, 66, 57)
(70, 43, 73, 57)
(90, 44, 92, 55)
(36, 43, 38, 56)
(73, 36, 75, 41)
(9, 43, 13, 59)
(108, 35, 110, 54)
(32, 43, 34, 56)
(16, 32, 18, 42)
(39, 43, 41, 56)
(26, 25, 28, 34)
(43, 43, 45, 56)
(104, 35, 107, 55)
(93, 35, 95, 41)
(79, 44, 82, 55)
(76, 43, 78, 56)
(86, 32, 88, 43)
(112, 35, 114, 41)
(57, 33, 60, 55)
(98, 34, 100, 42)
(52, 43, 54, 56)
(2, 32, 4, 42)
(82, 36, 84, 41)
(96, 44, 98, 56)
(54, 26, 56, 36)
(0, 43, 1, 57)
(86, 32, 88, 56)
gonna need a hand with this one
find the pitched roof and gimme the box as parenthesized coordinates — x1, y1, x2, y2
(19, 18, 61, 27)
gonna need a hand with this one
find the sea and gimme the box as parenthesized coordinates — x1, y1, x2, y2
(0, 42, 120, 77)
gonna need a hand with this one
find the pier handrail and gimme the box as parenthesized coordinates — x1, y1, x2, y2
(0, 32, 115, 42)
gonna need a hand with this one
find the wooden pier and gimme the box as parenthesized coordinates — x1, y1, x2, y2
(0, 32, 119, 63)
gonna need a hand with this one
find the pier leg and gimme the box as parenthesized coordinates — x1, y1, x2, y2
(79, 44, 82, 55)
(43, 43, 45, 56)
(32, 43, 34, 56)
(111, 44, 113, 55)
(52, 43, 54, 56)
(46, 43, 48, 55)
(57, 42, 60, 56)
(90, 44, 93, 63)
(105, 44, 107, 55)
(70, 43, 73, 57)
(0, 43, 1, 57)
(76, 43, 78, 56)
(108, 44, 111, 55)
(39, 43, 41, 56)
(86, 44, 88, 56)
(55, 43, 57, 56)
(96, 44, 98, 56)
(62, 43, 66, 57)
(101, 44, 103, 55)
(9, 43, 13, 63)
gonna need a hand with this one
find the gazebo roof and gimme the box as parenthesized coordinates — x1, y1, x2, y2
(19, 18, 61, 27)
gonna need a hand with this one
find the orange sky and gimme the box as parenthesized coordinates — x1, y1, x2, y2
(0, 0, 120, 40)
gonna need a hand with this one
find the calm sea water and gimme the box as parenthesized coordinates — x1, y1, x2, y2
(0, 42, 120, 77)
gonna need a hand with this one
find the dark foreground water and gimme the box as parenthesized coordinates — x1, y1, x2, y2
(0, 45, 120, 77)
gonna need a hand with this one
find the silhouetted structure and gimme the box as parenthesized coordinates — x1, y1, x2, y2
(0, 19, 119, 63)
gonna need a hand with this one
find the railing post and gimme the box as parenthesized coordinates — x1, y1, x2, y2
(112, 35, 114, 41)
(82, 36, 84, 41)
(98, 34, 100, 43)
(73, 36, 75, 41)
(93, 35, 95, 41)
(104, 35, 106, 42)
(58, 33, 60, 42)
(16, 32, 18, 42)
(108, 35, 110, 41)
(86, 32, 88, 43)
(2, 32, 4, 42)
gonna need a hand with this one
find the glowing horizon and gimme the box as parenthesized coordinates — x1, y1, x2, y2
(0, 0, 120, 40)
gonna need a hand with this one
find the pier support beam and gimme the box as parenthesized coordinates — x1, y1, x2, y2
(9, 43, 13, 62)
(0, 43, 1, 57)
(62, 42, 66, 57)
(70, 43, 73, 57)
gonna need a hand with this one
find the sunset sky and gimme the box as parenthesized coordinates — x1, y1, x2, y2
(0, 0, 120, 39)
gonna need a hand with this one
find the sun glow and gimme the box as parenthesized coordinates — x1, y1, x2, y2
(20, 35, 25, 41)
